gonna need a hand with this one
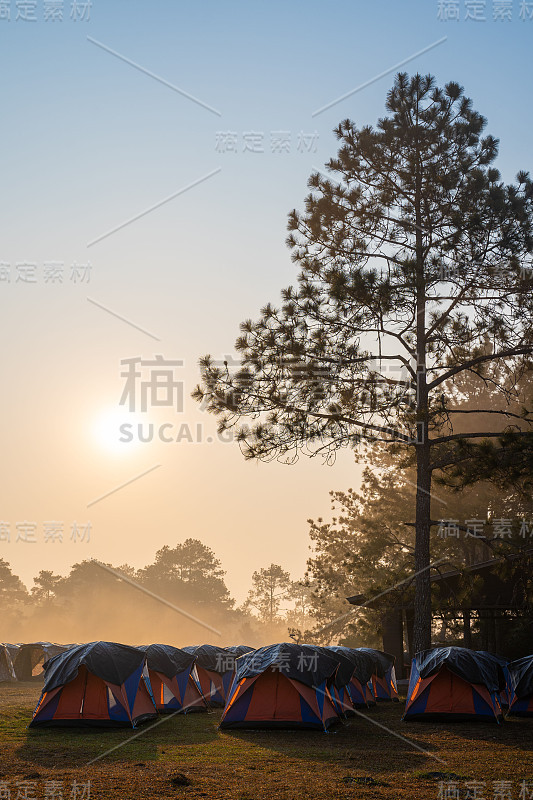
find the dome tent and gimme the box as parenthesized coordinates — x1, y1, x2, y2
(355, 648, 399, 702)
(328, 646, 376, 709)
(29, 641, 157, 728)
(140, 644, 207, 714)
(403, 647, 505, 723)
(302, 645, 362, 717)
(182, 644, 235, 707)
(507, 655, 533, 717)
(220, 642, 341, 731)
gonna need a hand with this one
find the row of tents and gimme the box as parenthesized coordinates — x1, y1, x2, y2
(27, 642, 398, 729)
(221, 645, 533, 726)
(10, 641, 533, 729)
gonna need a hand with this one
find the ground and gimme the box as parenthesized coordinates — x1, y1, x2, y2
(1, 682, 532, 799)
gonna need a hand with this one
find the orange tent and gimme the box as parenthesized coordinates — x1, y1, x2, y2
(220, 643, 341, 730)
(30, 642, 157, 728)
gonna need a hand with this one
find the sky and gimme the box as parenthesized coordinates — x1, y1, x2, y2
(1, 0, 532, 604)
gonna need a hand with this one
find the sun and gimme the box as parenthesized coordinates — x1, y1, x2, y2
(90, 406, 141, 454)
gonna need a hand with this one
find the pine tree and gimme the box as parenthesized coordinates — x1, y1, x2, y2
(138, 538, 233, 608)
(31, 570, 63, 603)
(245, 564, 293, 624)
(194, 73, 533, 652)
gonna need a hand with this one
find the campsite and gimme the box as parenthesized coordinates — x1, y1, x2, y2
(1, 683, 532, 800)
(1, 642, 533, 798)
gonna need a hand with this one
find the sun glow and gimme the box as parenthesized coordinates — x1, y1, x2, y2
(90, 406, 142, 454)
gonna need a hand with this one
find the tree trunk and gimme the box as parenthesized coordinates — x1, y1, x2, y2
(413, 431, 432, 653)
(412, 92, 432, 654)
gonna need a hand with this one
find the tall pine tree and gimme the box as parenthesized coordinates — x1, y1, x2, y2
(195, 74, 533, 651)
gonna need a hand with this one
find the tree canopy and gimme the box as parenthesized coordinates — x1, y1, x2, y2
(137, 538, 233, 608)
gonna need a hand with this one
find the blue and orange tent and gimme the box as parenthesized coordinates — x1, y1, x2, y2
(220, 643, 341, 731)
(300, 645, 359, 717)
(403, 647, 505, 723)
(477, 651, 510, 708)
(355, 648, 398, 702)
(221, 646, 255, 701)
(507, 655, 533, 717)
(140, 644, 207, 714)
(182, 644, 233, 707)
(29, 642, 157, 728)
(327, 646, 376, 710)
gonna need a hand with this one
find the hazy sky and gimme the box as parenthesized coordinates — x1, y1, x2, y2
(1, 0, 532, 602)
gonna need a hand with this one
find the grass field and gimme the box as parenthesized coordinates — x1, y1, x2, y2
(1, 682, 533, 799)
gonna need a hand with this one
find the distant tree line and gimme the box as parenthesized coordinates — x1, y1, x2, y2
(0, 540, 316, 645)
